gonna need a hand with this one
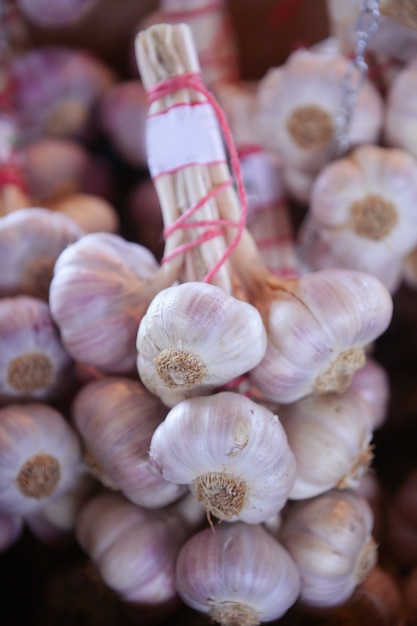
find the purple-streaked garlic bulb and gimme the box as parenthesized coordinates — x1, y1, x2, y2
(0, 403, 82, 515)
(0, 295, 74, 404)
(45, 193, 120, 234)
(384, 56, 417, 160)
(149, 391, 296, 523)
(279, 390, 374, 500)
(136, 281, 267, 407)
(20, 137, 91, 202)
(99, 80, 148, 168)
(279, 489, 377, 607)
(72, 376, 186, 508)
(0, 511, 23, 553)
(0, 207, 85, 300)
(249, 268, 393, 404)
(10, 47, 115, 140)
(175, 521, 301, 625)
(385, 469, 417, 570)
(256, 48, 383, 202)
(297, 145, 417, 290)
(16, 0, 98, 27)
(25, 471, 96, 546)
(49, 232, 165, 374)
(348, 357, 390, 430)
(76, 491, 190, 606)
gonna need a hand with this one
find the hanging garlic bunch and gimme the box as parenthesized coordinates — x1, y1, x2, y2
(256, 48, 383, 202)
(49, 231, 175, 374)
(136, 281, 267, 407)
(0, 403, 82, 516)
(72, 376, 186, 508)
(149, 391, 296, 523)
(297, 145, 417, 291)
(0, 207, 85, 300)
(279, 389, 375, 500)
(175, 521, 301, 626)
(0, 295, 74, 405)
(279, 489, 377, 607)
(248, 268, 393, 404)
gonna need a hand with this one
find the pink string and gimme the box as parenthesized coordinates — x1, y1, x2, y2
(147, 72, 248, 284)
(0, 164, 27, 191)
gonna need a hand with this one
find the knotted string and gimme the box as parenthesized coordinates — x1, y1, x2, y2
(147, 72, 247, 284)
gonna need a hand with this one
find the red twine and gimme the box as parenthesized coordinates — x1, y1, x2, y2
(0, 163, 27, 191)
(147, 72, 248, 285)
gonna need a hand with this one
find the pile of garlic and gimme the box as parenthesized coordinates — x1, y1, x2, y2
(1, 2, 417, 626)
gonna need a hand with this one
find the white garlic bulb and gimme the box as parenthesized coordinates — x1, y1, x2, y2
(256, 48, 383, 201)
(385, 56, 417, 159)
(136, 281, 267, 407)
(279, 489, 377, 607)
(249, 268, 393, 404)
(149, 391, 296, 523)
(297, 145, 417, 288)
(279, 390, 374, 500)
(176, 522, 301, 625)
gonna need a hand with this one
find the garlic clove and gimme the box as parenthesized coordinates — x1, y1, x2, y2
(250, 268, 393, 404)
(175, 521, 301, 624)
(72, 376, 186, 508)
(0, 403, 82, 516)
(279, 489, 377, 608)
(149, 391, 296, 523)
(279, 390, 374, 500)
(0, 207, 85, 300)
(0, 295, 75, 404)
(136, 281, 267, 407)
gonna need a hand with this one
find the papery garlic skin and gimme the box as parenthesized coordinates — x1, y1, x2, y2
(279, 390, 374, 500)
(72, 376, 186, 508)
(385, 56, 417, 159)
(0, 207, 85, 300)
(137, 282, 267, 407)
(348, 357, 390, 430)
(176, 522, 301, 625)
(256, 49, 383, 200)
(279, 489, 377, 608)
(149, 391, 296, 523)
(0, 512, 23, 553)
(0, 403, 82, 515)
(50, 232, 161, 373)
(250, 269, 393, 404)
(0, 295, 74, 404)
(77, 491, 188, 605)
(298, 145, 417, 285)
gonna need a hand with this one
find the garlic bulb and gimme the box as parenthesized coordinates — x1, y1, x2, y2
(72, 376, 186, 508)
(175, 521, 301, 625)
(297, 145, 417, 288)
(0, 403, 82, 515)
(0, 207, 85, 300)
(0, 512, 23, 553)
(136, 281, 267, 407)
(249, 268, 393, 404)
(279, 489, 377, 607)
(348, 357, 390, 430)
(0, 295, 74, 404)
(279, 390, 374, 500)
(76, 491, 190, 606)
(149, 391, 296, 523)
(384, 56, 417, 159)
(256, 48, 383, 201)
(49, 232, 166, 374)
(16, 0, 98, 27)
(45, 193, 120, 234)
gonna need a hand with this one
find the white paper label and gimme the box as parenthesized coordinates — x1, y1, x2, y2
(147, 102, 226, 177)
